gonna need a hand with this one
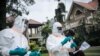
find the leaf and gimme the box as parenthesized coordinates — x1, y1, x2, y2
(6, 0, 35, 16)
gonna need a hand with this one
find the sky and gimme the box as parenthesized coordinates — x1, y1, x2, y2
(25, 0, 58, 23)
(25, 0, 92, 23)
(26, 0, 74, 23)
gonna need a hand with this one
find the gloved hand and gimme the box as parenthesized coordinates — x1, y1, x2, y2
(29, 51, 40, 56)
(71, 42, 77, 48)
(9, 47, 27, 56)
(61, 36, 72, 45)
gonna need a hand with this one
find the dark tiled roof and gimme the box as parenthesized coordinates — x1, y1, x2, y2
(29, 19, 42, 24)
(28, 19, 43, 28)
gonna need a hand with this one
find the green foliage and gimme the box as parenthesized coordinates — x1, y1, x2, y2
(74, 30, 85, 45)
(86, 8, 100, 46)
(55, 2, 66, 23)
(29, 41, 40, 51)
(41, 20, 52, 39)
(76, 8, 100, 46)
(6, 0, 35, 16)
(93, 8, 100, 23)
(58, 2, 66, 12)
(29, 41, 48, 53)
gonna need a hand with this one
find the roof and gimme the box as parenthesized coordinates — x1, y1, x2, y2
(74, 0, 98, 10)
(6, 16, 43, 28)
(28, 19, 43, 28)
(29, 19, 42, 25)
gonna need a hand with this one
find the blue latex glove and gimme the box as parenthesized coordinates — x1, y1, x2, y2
(61, 36, 72, 45)
(71, 42, 77, 48)
(9, 47, 27, 56)
(29, 51, 40, 56)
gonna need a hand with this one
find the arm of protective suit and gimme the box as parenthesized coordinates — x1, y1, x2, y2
(62, 36, 77, 48)
(9, 34, 29, 56)
(21, 35, 30, 51)
(63, 39, 76, 52)
(1, 47, 10, 56)
(68, 40, 77, 52)
(0, 29, 29, 56)
(9, 47, 27, 56)
(46, 35, 63, 53)
(71, 42, 77, 48)
(0, 29, 14, 56)
(61, 36, 72, 45)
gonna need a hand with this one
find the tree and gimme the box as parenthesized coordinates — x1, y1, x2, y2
(41, 20, 52, 47)
(41, 20, 52, 40)
(6, 0, 35, 16)
(87, 7, 100, 46)
(77, 7, 100, 46)
(0, 0, 6, 30)
(0, 0, 35, 30)
(55, 2, 66, 23)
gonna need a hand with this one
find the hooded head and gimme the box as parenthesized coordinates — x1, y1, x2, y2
(52, 22, 63, 35)
(13, 16, 28, 33)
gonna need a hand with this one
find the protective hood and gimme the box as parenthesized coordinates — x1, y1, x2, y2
(13, 16, 28, 33)
(52, 22, 62, 35)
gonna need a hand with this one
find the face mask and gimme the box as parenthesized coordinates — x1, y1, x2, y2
(57, 27, 62, 30)
(57, 27, 63, 34)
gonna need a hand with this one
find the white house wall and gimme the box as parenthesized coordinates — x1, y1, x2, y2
(63, 0, 92, 21)
(60, 0, 73, 21)
(65, 21, 80, 30)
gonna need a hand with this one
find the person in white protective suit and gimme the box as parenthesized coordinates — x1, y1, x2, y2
(46, 22, 76, 56)
(0, 16, 29, 56)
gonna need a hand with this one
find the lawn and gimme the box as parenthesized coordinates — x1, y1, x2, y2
(41, 53, 48, 56)
(84, 46, 100, 56)
(41, 46, 100, 56)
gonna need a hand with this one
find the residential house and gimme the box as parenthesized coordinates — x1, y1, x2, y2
(63, 0, 100, 46)
(64, 0, 98, 34)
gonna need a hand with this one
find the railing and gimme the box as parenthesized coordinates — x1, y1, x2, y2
(29, 33, 43, 39)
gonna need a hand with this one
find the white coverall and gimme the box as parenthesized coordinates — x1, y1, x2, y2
(46, 22, 72, 56)
(0, 16, 29, 56)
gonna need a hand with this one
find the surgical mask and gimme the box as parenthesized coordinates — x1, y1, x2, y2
(58, 27, 63, 34)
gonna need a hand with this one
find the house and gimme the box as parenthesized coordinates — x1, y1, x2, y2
(64, 0, 99, 34)
(28, 19, 44, 42)
(63, 0, 100, 46)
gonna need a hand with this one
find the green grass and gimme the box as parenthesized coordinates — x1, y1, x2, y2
(41, 53, 48, 56)
(41, 46, 100, 56)
(84, 46, 100, 56)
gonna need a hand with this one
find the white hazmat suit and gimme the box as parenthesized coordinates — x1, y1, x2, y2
(46, 22, 72, 56)
(0, 16, 29, 56)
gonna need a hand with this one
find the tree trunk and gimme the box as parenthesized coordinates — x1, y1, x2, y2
(0, 0, 6, 31)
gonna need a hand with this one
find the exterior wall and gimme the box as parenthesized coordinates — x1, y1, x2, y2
(65, 4, 85, 30)
(64, 3, 95, 31)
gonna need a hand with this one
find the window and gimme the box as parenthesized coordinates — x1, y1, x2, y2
(76, 10, 82, 16)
